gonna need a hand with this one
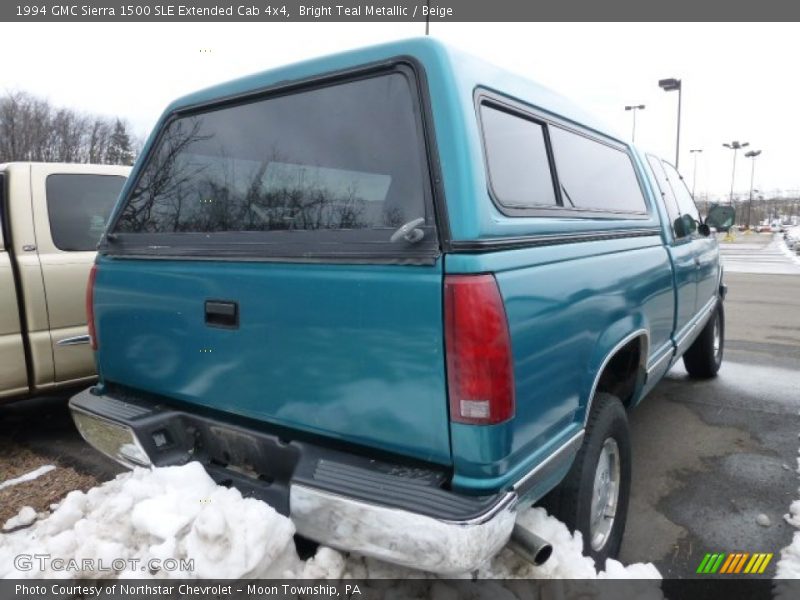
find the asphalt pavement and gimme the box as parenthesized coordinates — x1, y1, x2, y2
(620, 233, 800, 577)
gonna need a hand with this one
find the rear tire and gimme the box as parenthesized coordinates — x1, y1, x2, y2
(540, 393, 631, 568)
(683, 301, 724, 378)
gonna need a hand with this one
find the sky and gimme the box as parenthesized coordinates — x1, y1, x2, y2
(1, 22, 797, 199)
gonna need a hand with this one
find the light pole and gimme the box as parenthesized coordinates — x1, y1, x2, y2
(689, 148, 703, 199)
(723, 140, 749, 204)
(745, 149, 762, 230)
(624, 104, 645, 143)
(658, 78, 682, 168)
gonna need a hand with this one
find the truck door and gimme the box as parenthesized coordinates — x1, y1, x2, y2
(0, 172, 29, 398)
(659, 160, 719, 313)
(646, 156, 698, 341)
(29, 164, 127, 384)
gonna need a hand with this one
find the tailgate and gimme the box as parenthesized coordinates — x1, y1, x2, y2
(94, 258, 450, 464)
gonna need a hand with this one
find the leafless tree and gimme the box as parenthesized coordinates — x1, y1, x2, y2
(0, 90, 140, 165)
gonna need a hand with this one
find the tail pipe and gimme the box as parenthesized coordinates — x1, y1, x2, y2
(508, 523, 553, 566)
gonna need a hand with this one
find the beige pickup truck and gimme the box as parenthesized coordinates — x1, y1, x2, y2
(0, 162, 130, 401)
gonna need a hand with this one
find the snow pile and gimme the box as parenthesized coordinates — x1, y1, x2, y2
(1, 462, 662, 590)
(776, 449, 800, 579)
(0, 462, 301, 579)
(2, 507, 38, 532)
(0, 465, 55, 491)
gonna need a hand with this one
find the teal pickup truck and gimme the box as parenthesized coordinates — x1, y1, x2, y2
(69, 39, 735, 573)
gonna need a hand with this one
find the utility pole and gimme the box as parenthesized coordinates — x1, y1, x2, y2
(723, 140, 749, 204)
(745, 149, 762, 230)
(658, 78, 682, 168)
(689, 149, 703, 199)
(624, 104, 645, 143)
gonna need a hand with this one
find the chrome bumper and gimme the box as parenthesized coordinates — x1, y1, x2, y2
(69, 386, 519, 574)
(290, 485, 518, 574)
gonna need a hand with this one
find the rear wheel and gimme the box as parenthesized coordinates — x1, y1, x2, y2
(683, 301, 724, 378)
(540, 393, 631, 567)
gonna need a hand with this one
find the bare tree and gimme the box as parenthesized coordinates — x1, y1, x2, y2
(0, 90, 139, 165)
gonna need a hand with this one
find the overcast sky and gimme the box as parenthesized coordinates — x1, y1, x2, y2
(1, 22, 797, 199)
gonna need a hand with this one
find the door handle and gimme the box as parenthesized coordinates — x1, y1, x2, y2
(693, 256, 701, 266)
(57, 335, 91, 346)
(205, 300, 239, 329)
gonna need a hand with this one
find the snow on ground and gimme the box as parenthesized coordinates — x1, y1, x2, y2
(2, 507, 38, 532)
(779, 234, 800, 267)
(0, 465, 56, 491)
(0, 462, 662, 593)
(776, 443, 800, 578)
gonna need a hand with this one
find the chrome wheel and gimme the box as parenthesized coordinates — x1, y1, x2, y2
(712, 313, 721, 359)
(590, 438, 621, 551)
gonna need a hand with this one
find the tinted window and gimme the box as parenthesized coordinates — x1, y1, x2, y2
(112, 73, 433, 257)
(646, 155, 682, 233)
(661, 162, 700, 226)
(481, 105, 557, 208)
(549, 127, 647, 213)
(46, 174, 126, 251)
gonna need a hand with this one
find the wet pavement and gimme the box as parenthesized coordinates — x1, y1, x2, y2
(620, 360, 797, 577)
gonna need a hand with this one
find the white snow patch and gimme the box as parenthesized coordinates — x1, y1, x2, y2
(0, 465, 55, 491)
(0, 462, 298, 579)
(1, 462, 662, 589)
(2, 507, 38, 531)
(776, 443, 800, 579)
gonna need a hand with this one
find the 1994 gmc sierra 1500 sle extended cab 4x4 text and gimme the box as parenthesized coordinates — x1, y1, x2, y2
(68, 39, 736, 573)
(1, 162, 129, 401)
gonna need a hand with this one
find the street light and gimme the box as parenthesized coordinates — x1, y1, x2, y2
(723, 140, 749, 204)
(425, 0, 430, 35)
(745, 149, 762, 229)
(658, 78, 682, 168)
(689, 148, 703, 199)
(624, 104, 645, 143)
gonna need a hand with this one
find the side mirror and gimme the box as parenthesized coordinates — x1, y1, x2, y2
(705, 204, 736, 232)
(673, 214, 698, 238)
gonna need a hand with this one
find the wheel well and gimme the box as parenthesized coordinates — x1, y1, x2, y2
(595, 337, 646, 408)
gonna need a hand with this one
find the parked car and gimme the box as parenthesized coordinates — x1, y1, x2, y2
(0, 162, 130, 402)
(69, 39, 734, 573)
(785, 227, 800, 250)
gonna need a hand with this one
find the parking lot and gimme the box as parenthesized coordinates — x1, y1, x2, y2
(1, 233, 798, 578)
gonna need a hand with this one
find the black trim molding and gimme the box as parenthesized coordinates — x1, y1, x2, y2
(448, 228, 662, 253)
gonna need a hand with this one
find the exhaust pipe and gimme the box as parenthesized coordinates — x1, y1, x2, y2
(508, 522, 553, 566)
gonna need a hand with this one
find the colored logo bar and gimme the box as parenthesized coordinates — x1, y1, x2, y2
(696, 552, 773, 574)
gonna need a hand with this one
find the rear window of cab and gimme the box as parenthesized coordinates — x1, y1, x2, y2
(106, 67, 438, 261)
(478, 95, 649, 218)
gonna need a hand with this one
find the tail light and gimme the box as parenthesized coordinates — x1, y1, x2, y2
(86, 264, 98, 350)
(444, 274, 515, 424)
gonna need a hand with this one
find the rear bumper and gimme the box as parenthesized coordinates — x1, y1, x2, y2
(69, 386, 517, 574)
